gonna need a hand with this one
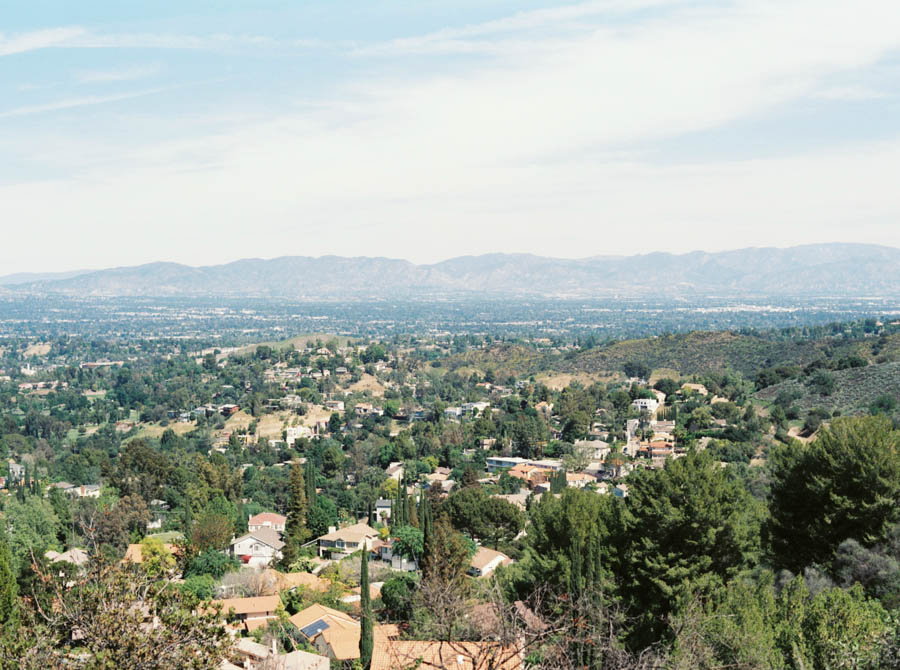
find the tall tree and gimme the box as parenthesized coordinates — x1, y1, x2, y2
(621, 450, 763, 645)
(0, 535, 17, 626)
(359, 549, 373, 669)
(281, 462, 310, 567)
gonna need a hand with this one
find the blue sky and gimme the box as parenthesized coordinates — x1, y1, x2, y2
(2, 0, 900, 273)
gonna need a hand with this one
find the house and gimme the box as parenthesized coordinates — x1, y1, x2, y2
(565, 472, 593, 489)
(385, 462, 404, 481)
(354, 403, 383, 417)
(220, 404, 241, 417)
(248, 512, 287, 534)
(613, 484, 630, 498)
(370, 640, 522, 670)
(230, 638, 329, 670)
(374, 499, 393, 523)
(289, 604, 362, 662)
(213, 595, 281, 633)
(45, 548, 89, 567)
(230, 528, 285, 568)
(317, 523, 380, 559)
(67, 484, 101, 498)
(324, 400, 345, 412)
(631, 398, 659, 415)
(468, 547, 513, 578)
(681, 383, 709, 396)
(7, 461, 24, 484)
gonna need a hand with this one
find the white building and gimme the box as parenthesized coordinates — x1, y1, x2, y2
(230, 528, 285, 568)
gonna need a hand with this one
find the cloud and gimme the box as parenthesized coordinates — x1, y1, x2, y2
(75, 64, 161, 84)
(3, 0, 900, 271)
(0, 87, 173, 120)
(0, 27, 86, 56)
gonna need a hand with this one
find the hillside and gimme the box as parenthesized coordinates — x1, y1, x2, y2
(755, 360, 900, 415)
(554, 331, 830, 377)
(10, 243, 900, 299)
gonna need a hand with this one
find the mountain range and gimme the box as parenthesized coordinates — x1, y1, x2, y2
(3, 244, 899, 299)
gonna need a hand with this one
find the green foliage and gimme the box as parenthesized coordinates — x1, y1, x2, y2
(184, 549, 239, 579)
(509, 488, 618, 597)
(359, 550, 373, 669)
(621, 451, 764, 644)
(0, 536, 17, 626)
(391, 525, 424, 562)
(767, 416, 900, 572)
(442, 487, 524, 549)
(380, 573, 417, 621)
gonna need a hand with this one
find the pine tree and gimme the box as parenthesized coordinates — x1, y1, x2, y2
(0, 535, 16, 625)
(282, 462, 310, 567)
(359, 548, 373, 669)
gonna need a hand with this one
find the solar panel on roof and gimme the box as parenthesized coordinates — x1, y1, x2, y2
(300, 619, 329, 639)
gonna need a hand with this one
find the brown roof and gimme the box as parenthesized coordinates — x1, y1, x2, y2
(249, 512, 287, 525)
(318, 522, 379, 544)
(290, 604, 361, 661)
(470, 547, 512, 572)
(370, 640, 521, 670)
(289, 604, 395, 661)
(213, 595, 281, 616)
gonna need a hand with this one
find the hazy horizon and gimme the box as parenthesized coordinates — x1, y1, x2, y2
(4, 1, 900, 274)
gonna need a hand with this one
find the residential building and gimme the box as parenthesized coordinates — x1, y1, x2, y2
(213, 595, 281, 633)
(248, 512, 287, 534)
(230, 528, 285, 568)
(469, 547, 513, 578)
(631, 398, 659, 414)
(316, 523, 379, 559)
(370, 640, 522, 670)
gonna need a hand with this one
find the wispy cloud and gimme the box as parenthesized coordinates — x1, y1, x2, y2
(75, 64, 161, 84)
(0, 27, 85, 56)
(0, 87, 173, 120)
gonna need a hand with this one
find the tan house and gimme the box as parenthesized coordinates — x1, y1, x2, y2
(317, 523, 379, 558)
(469, 547, 513, 578)
(370, 640, 522, 670)
(290, 604, 398, 663)
(213, 595, 281, 633)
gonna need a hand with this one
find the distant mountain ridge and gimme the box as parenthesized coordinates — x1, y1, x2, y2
(6, 244, 900, 299)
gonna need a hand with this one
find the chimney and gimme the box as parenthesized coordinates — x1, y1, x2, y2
(328, 526, 336, 534)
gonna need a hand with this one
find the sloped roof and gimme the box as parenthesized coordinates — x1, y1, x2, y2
(370, 640, 521, 670)
(249, 512, 287, 526)
(232, 527, 285, 551)
(317, 522, 378, 544)
(470, 547, 512, 572)
(213, 595, 281, 616)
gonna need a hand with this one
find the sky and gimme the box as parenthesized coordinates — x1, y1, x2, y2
(2, 0, 900, 273)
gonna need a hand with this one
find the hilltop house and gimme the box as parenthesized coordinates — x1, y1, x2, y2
(469, 547, 513, 578)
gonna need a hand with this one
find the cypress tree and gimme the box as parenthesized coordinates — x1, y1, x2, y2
(282, 461, 309, 566)
(407, 494, 419, 528)
(0, 535, 16, 626)
(359, 548, 373, 669)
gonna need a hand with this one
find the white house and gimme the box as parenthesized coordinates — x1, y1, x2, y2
(631, 398, 659, 414)
(231, 528, 285, 568)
